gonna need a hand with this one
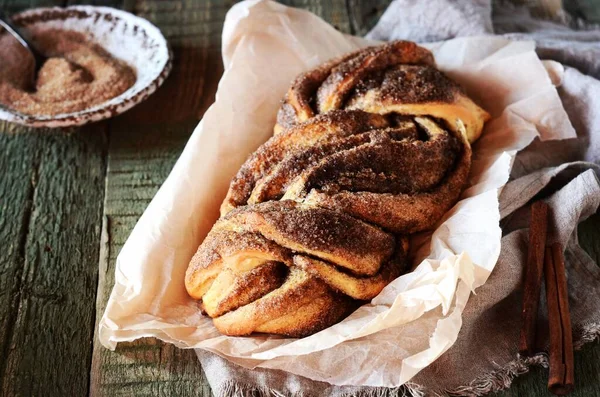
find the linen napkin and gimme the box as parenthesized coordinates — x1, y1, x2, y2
(196, 1, 600, 395)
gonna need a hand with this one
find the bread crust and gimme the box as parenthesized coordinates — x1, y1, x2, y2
(185, 41, 489, 337)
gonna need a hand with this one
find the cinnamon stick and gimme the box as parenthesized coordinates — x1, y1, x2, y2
(519, 201, 549, 356)
(545, 243, 575, 395)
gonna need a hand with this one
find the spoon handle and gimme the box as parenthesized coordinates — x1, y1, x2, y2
(0, 11, 47, 71)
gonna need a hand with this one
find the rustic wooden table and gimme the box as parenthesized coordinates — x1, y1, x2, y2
(1, 0, 599, 396)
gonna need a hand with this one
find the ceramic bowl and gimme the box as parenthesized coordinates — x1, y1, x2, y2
(0, 6, 172, 128)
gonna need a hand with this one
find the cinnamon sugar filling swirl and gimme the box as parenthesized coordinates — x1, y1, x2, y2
(185, 41, 490, 337)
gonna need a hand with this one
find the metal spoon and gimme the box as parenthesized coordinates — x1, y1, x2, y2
(0, 12, 47, 73)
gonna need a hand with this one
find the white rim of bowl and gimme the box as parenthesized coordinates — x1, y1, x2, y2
(0, 5, 173, 128)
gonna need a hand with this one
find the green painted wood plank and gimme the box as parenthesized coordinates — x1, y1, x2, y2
(1, 1, 108, 395)
(88, 0, 231, 395)
(0, 121, 109, 397)
(579, 212, 600, 265)
(346, 0, 392, 36)
(279, 0, 351, 33)
(1, 1, 107, 395)
(0, 0, 67, 15)
(65, 0, 131, 8)
(0, 123, 41, 396)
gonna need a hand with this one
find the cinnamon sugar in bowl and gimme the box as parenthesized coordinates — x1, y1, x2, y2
(0, 6, 172, 128)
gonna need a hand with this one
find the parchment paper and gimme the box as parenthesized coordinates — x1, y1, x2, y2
(99, 0, 576, 388)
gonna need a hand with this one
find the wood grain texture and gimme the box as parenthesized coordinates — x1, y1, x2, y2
(0, 0, 599, 397)
(0, 121, 109, 397)
(0, 4, 108, 396)
(346, 0, 392, 36)
(282, 0, 351, 32)
(0, 0, 66, 14)
(0, 123, 39, 396)
(88, 1, 230, 396)
(89, 119, 212, 397)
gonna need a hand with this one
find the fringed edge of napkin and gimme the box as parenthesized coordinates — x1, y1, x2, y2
(214, 381, 426, 397)
(207, 322, 599, 397)
(445, 322, 600, 397)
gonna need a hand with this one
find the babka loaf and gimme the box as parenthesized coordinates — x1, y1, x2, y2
(185, 41, 490, 337)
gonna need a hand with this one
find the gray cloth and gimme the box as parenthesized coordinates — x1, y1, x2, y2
(197, 1, 600, 395)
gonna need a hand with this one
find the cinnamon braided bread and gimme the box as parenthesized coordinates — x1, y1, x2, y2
(185, 41, 490, 337)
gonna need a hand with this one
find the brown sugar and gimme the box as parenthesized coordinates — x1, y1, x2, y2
(0, 29, 136, 116)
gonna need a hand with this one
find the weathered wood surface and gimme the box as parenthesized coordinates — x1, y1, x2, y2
(0, 0, 599, 397)
(88, 0, 226, 395)
(0, 110, 109, 395)
(1, 0, 110, 394)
